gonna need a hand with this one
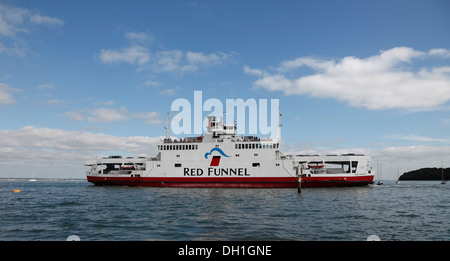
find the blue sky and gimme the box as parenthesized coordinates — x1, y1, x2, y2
(1, 0, 450, 179)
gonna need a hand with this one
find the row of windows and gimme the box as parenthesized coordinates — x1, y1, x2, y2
(172, 163, 261, 167)
(235, 143, 279, 149)
(158, 143, 279, 151)
(157, 163, 283, 168)
(158, 144, 199, 151)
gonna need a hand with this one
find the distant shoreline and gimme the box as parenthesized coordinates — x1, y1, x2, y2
(399, 167, 449, 181)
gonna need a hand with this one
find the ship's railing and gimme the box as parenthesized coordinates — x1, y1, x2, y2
(163, 137, 203, 143)
(162, 136, 276, 143)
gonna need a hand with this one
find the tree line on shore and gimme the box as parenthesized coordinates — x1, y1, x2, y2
(399, 167, 449, 181)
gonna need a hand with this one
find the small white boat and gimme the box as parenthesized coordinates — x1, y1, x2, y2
(376, 159, 383, 185)
(29, 171, 37, 182)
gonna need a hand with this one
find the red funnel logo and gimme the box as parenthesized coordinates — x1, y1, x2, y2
(205, 147, 230, 167)
(210, 156, 221, 166)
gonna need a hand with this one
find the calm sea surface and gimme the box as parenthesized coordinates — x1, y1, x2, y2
(1, 180, 448, 241)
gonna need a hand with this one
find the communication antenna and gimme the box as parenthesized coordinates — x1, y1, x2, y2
(165, 112, 170, 139)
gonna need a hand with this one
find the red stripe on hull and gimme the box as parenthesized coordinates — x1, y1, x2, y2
(301, 175, 374, 188)
(87, 176, 299, 188)
(87, 175, 374, 188)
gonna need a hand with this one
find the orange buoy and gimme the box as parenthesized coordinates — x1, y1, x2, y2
(13, 189, 21, 193)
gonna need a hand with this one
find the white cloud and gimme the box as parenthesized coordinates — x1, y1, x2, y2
(0, 4, 63, 37)
(125, 31, 153, 43)
(97, 31, 234, 74)
(277, 57, 335, 72)
(66, 111, 84, 121)
(30, 14, 64, 27)
(186, 51, 231, 66)
(36, 83, 55, 90)
(378, 145, 450, 174)
(97, 45, 151, 66)
(159, 86, 182, 96)
(0, 83, 21, 105)
(246, 47, 450, 111)
(429, 48, 450, 59)
(152, 50, 234, 74)
(155, 50, 184, 72)
(0, 4, 29, 37)
(142, 80, 160, 87)
(243, 65, 264, 76)
(68, 106, 162, 125)
(87, 107, 129, 123)
(386, 134, 447, 142)
(134, 111, 162, 124)
(0, 126, 159, 152)
(46, 99, 72, 105)
(0, 3, 63, 56)
(137, 80, 161, 90)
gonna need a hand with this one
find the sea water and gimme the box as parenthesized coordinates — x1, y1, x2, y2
(0, 180, 448, 241)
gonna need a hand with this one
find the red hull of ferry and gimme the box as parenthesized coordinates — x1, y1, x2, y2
(87, 175, 374, 188)
(87, 176, 299, 188)
(300, 175, 374, 188)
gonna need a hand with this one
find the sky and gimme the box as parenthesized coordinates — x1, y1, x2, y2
(1, 0, 450, 179)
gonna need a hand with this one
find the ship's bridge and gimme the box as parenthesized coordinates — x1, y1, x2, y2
(160, 115, 279, 146)
(207, 115, 236, 135)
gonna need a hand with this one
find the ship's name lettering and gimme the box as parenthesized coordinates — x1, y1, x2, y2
(184, 168, 250, 176)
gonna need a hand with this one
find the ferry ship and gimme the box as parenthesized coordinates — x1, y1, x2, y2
(85, 114, 374, 188)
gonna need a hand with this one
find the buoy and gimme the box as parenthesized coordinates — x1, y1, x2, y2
(13, 189, 21, 193)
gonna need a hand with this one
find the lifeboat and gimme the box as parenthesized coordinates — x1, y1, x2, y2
(308, 164, 324, 168)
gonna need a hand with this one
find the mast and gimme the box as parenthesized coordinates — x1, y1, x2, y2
(376, 158, 383, 185)
(165, 112, 170, 139)
(396, 166, 400, 184)
(277, 106, 282, 143)
(442, 160, 446, 184)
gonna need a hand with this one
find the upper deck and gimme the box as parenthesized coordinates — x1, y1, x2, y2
(159, 115, 280, 148)
(84, 156, 155, 166)
(293, 154, 371, 175)
(294, 154, 370, 163)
